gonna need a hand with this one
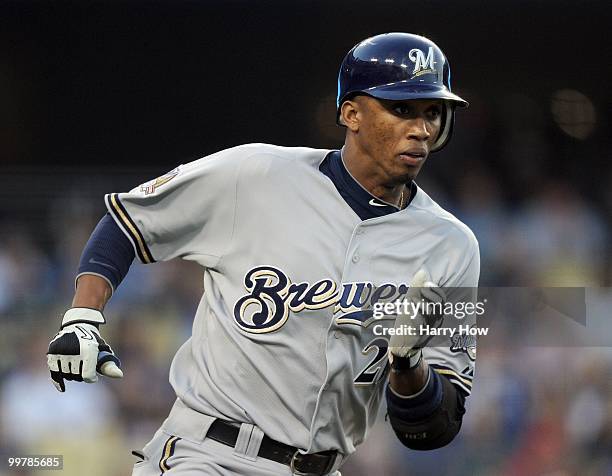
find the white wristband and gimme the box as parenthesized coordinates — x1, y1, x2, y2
(61, 307, 106, 327)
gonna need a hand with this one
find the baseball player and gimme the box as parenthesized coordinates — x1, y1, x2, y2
(47, 33, 479, 475)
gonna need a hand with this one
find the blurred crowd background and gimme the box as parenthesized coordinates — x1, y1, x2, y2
(1, 1, 611, 475)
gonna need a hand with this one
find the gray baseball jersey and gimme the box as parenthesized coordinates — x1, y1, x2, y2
(105, 143, 480, 457)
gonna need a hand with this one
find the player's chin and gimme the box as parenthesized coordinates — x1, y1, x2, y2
(395, 156, 426, 179)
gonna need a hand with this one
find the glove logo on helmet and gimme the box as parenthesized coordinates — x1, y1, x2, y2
(408, 47, 436, 79)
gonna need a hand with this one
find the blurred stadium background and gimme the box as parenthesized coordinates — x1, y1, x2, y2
(1, 1, 611, 475)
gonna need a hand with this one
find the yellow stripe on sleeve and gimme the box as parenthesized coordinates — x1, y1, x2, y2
(433, 368, 473, 387)
(109, 194, 154, 263)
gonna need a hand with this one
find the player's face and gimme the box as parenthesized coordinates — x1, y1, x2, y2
(351, 96, 443, 183)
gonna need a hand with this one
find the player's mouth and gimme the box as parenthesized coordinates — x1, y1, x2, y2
(398, 149, 427, 166)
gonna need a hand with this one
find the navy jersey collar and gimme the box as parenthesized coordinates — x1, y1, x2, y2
(319, 150, 416, 221)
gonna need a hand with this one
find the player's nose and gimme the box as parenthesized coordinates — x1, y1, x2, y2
(406, 117, 431, 142)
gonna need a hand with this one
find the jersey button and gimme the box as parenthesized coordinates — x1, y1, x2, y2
(356, 229, 364, 235)
(352, 254, 360, 263)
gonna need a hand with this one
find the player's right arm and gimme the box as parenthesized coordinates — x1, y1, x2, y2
(48, 145, 245, 392)
(71, 274, 112, 311)
(46, 213, 134, 392)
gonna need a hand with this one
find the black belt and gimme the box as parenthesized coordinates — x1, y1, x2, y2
(206, 419, 337, 475)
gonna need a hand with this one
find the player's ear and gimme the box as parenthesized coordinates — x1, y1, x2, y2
(340, 100, 361, 132)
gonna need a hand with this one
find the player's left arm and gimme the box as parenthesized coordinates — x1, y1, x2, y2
(386, 238, 480, 450)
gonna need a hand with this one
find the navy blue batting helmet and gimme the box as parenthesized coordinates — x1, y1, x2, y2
(336, 32, 468, 152)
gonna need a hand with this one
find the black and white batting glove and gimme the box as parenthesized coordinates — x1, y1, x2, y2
(388, 269, 446, 369)
(46, 307, 123, 392)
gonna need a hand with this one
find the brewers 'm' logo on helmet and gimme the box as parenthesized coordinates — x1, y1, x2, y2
(409, 47, 436, 78)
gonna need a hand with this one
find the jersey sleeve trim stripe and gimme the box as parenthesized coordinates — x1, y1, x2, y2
(439, 375, 471, 396)
(158, 435, 180, 474)
(430, 365, 473, 395)
(105, 193, 155, 264)
(430, 366, 473, 385)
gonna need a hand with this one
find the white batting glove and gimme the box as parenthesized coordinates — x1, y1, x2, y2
(388, 269, 446, 365)
(47, 308, 123, 392)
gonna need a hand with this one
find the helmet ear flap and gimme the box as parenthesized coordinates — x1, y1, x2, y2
(430, 102, 454, 152)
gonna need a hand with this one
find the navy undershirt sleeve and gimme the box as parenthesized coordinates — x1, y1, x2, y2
(386, 368, 443, 420)
(386, 370, 467, 449)
(77, 213, 135, 290)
